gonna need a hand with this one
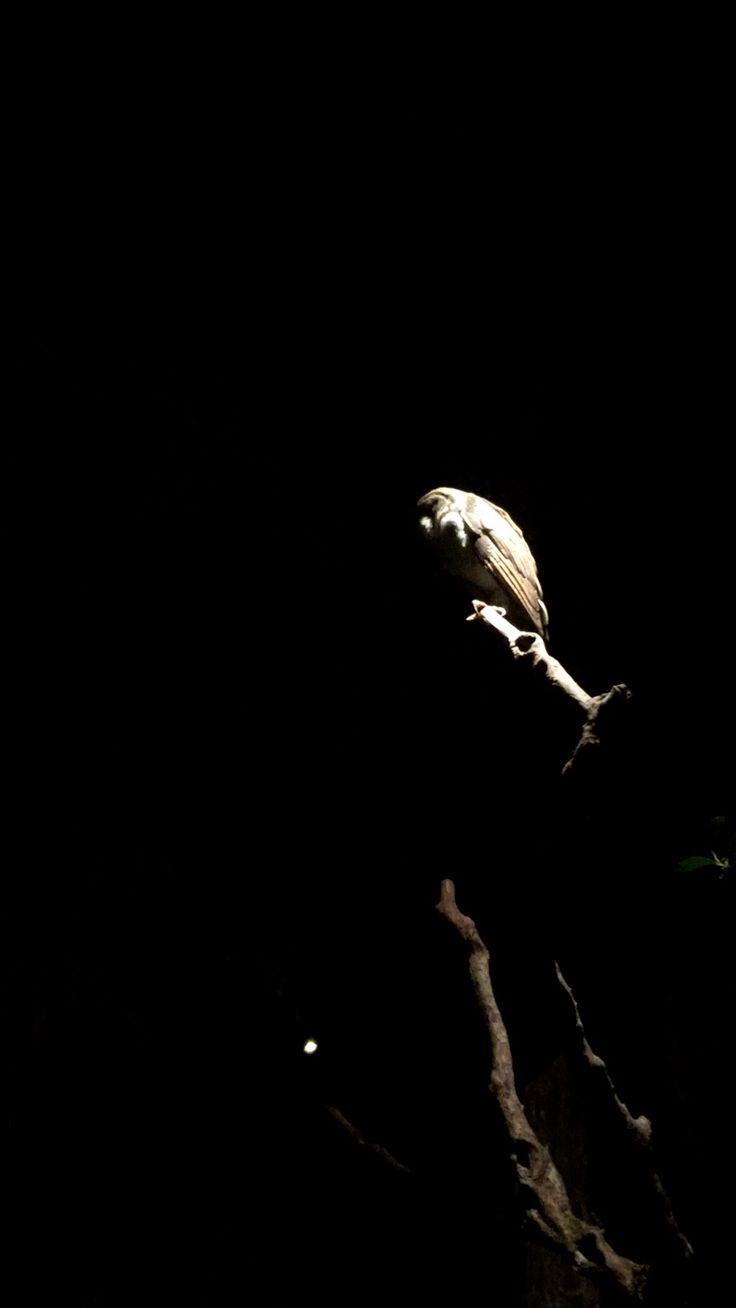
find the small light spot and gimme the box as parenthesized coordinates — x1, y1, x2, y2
(303, 1039, 318, 1055)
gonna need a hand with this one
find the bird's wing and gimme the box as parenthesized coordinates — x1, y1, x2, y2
(463, 494, 548, 636)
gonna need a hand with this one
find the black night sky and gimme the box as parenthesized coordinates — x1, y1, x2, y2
(7, 54, 734, 1306)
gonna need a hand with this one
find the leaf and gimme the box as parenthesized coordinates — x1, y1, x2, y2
(677, 855, 719, 873)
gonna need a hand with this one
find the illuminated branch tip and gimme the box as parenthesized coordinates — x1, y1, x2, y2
(468, 601, 631, 772)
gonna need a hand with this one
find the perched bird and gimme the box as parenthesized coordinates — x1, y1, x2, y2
(417, 487, 549, 639)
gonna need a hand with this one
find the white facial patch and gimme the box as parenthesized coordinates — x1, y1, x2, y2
(419, 514, 435, 535)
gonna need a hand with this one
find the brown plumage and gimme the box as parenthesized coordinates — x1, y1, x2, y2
(418, 487, 549, 640)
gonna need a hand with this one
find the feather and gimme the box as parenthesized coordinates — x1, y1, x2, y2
(417, 487, 549, 640)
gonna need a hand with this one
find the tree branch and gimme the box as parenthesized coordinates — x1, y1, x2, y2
(436, 878, 647, 1299)
(468, 601, 631, 772)
(326, 1105, 413, 1176)
(555, 962, 694, 1262)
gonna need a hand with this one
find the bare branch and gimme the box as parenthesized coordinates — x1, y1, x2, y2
(436, 878, 647, 1299)
(468, 601, 631, 772)
(555, 962, 694, 1261)
(326, 1105, 413, 1176)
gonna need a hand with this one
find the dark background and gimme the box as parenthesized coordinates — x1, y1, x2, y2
(6, 48, 734, 1305)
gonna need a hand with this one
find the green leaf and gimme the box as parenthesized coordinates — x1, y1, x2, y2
(677, 856, 719, 872)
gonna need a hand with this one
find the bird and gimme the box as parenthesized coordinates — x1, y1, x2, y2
(417, 487, 549, 640)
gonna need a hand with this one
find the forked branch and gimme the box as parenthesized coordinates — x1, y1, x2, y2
(436, 878, 647, 1299)
(468, 601, 631, 772)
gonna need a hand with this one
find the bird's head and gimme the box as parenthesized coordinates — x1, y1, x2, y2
(417, 488, 469, 543)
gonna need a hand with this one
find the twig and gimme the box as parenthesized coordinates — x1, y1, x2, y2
(468, 601, 631, 772)
(436, 878, 647, 1299)
(326, 1105, 413, 1176)
(555, 962, 694, 1261)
